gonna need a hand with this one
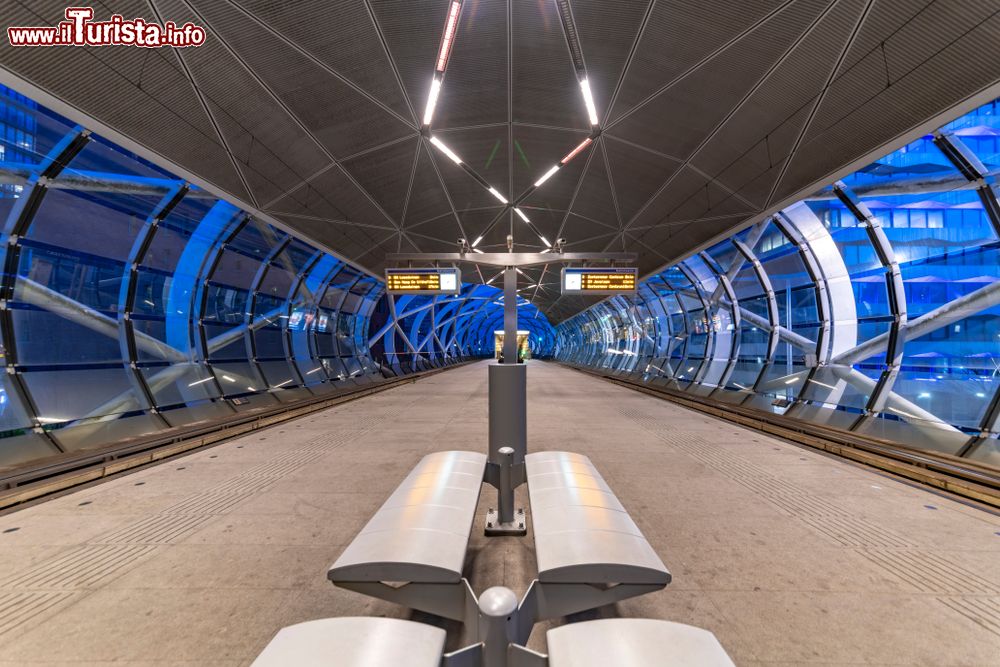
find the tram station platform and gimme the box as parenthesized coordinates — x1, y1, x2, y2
(1, 361, 997, 666)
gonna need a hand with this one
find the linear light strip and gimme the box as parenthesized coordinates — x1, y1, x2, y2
(580, 78, 599, 126)
(534, 165, 560, 187)
(430, 135, 462, 164)
(561, 137, 593, 164)
(437, 1, 462, 72)
(423, 77, 442, 126)
(488, 187, 508, 204)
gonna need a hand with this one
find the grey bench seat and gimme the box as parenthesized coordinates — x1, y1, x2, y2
(329, 450, 487, 584)
(525, 451, 670, 585)
(327, 450, 487, 621)
(251, 617, 445, 667)
(545, 618, 735, 666)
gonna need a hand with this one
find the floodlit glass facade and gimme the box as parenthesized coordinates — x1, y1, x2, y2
(556, 99, 1000, 469)
(0, 85, 552, 472)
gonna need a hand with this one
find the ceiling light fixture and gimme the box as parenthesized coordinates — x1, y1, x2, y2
(472, 235, 483, 247)
(561, 137, 593, 164)
(514, 207, 530, 223)
(488, 187, 508, 204)
(423, 78, 441, 126)
(580, 78, 598, 125)
(436, 1, 462, 72)
(430, 136, 462, 164)
(534, 165, 560, 187)
(539, 236, 551, 247)
(472, 248, 484, 254)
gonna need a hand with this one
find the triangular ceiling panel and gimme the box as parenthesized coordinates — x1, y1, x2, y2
(603, 137, 681, 224)
(402, 144, 457, 229)
(229, 0, 414, 120)
(342, 136, 420, 223)
(185, 0, 414, 160)
(568, 145, 620, 230)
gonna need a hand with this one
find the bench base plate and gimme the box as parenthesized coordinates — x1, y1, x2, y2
(484, 507, 527, 536)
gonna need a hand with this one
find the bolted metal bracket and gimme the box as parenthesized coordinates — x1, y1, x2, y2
(484, 506, 526, 536)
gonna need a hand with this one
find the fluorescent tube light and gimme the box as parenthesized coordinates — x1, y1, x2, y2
(514, 207, 529, 222)
(430, 136, 462, 164)
(561, 137, 592, 164)
(488, 187, 508, 204)
(580, 78, 598, 125)
(423, 78, 441, 126)
(539, 236, 551, 247)
(534, 165, 559, 187)
(436, 1, 462, 72)
(472, 235, 483, 247)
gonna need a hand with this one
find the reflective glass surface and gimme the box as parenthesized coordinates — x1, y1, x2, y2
(556, 99, 1000, 466)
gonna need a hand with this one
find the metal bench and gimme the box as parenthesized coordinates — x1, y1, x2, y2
(327, 450, 487, 621)
(251, 616, 734, 667)
(523, 618, 736, 666)
(251, 617, 446, 667)
(518, 451, 671, 626)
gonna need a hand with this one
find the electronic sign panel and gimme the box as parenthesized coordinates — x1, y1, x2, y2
(561, 267, 638, 295)
(386, 267, 461, 295)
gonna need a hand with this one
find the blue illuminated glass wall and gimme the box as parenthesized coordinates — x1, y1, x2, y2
(372, 284, 555, 372)
(0, 85, 395, 469)
(557, 99, 1000, 469)
(0, 84, 555, 473)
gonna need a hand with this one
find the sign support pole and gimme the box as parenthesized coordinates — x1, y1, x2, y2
(502, 266, 518, 364)
(485, 265, 527, 535)
(384, 252, 637, 538)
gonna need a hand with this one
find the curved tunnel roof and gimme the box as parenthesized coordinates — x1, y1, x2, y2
(3, 1, 1000, 324)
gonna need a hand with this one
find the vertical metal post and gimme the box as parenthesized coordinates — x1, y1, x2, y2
(478, 586, 518, 667)
(486, 270, 527, 535)
(503, 266, 517, 363)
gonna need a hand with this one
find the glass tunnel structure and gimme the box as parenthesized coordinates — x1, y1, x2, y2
(555, 99, 1000, 468)
(3, 76, 1000, 476)
(0, 85, 554, 471)
(2, 0, 1000, 663)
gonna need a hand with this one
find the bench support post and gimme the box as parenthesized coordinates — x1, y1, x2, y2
(486, 446, 526, 535)
(478, 586, 519, 667)
(486, 361, 527, 536)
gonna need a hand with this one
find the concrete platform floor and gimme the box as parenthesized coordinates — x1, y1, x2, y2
(0, 360, 999, 666)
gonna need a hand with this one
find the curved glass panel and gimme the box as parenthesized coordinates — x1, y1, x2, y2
(556, 97, 1000, 467)
(0, 84, 396, 469)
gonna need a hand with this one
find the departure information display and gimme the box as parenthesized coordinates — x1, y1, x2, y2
(561, 267, 638, 295)
(385, 267, 461, 295)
